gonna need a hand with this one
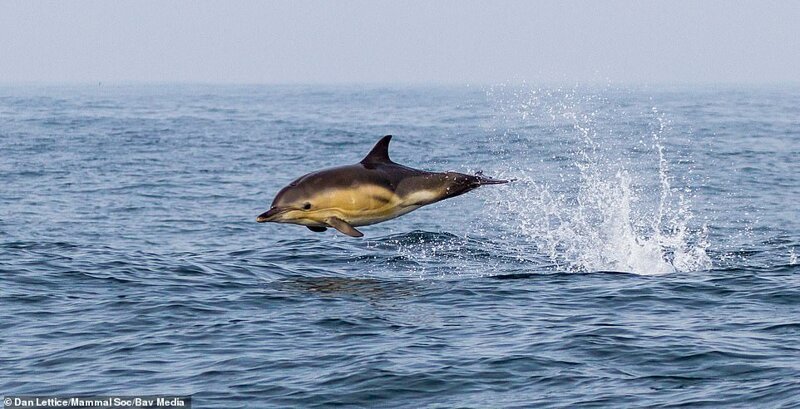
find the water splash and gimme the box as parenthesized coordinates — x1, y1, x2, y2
(365, 231, 529, 280)
(483, 85, 712, 275)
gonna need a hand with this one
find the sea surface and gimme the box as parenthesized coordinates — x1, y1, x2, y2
(1, 84, 798, 408)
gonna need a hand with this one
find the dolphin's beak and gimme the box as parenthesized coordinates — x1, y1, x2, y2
(256, 207, 289, 223)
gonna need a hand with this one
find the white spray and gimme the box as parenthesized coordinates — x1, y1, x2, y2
(483, 86, 712, 275)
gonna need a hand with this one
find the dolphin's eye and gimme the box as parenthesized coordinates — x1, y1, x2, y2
(302, 202, 312, 210)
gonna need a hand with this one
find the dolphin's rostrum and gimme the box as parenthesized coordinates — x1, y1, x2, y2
(257, 135, 509, 237)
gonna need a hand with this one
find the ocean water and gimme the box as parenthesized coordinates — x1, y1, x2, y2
(1, 84, 798, 407)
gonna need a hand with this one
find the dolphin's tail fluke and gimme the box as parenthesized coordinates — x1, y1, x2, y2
(473, 170, 514, 185)
(424, 171, 512, 204)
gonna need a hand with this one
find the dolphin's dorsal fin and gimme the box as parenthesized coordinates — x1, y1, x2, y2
(360, 135, 393, 166)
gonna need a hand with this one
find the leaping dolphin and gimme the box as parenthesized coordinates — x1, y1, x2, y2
(256, 135, 509, 237)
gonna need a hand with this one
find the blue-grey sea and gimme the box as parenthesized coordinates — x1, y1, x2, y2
(1, 84, 799, 408)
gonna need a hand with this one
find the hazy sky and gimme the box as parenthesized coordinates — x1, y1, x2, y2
(1, 0, 798, 85)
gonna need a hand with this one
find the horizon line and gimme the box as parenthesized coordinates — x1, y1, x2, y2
(2, 80, 799, 89)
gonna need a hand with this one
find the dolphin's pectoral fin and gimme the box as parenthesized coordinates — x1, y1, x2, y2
(325, 217, 364, 237)
(307, 226, 327, 233)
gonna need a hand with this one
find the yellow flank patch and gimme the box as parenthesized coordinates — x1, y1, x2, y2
(302, 185, 407, 226)
(320, 185, 397, 210)
(279, 185, 443, 227)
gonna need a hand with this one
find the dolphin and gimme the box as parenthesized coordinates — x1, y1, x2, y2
(256, 135, 509, 237)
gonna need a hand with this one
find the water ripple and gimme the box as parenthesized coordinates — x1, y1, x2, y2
(1, 85, 798, 407)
